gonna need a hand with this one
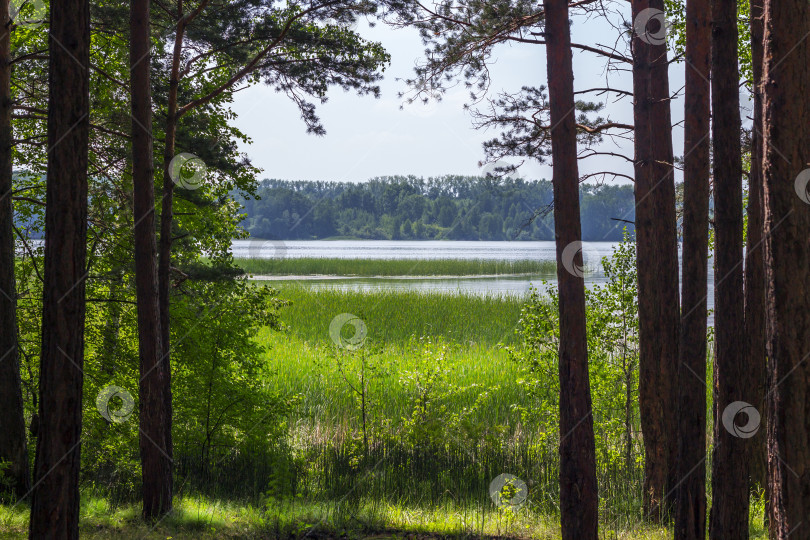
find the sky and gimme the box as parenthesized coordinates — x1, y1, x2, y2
(230, 6, 692, 185)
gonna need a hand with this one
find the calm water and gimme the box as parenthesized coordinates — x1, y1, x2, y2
(235, 240, 615, 298)
(231, 239, 615, 262)
(233, 240, 716, 315)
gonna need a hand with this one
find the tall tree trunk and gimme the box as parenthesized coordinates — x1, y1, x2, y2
(761, 0, 810, 535)
(708, 0, 747, 537)
(28, 0, 91, 535)
(0, 0, 29, 499)
(156, 19, 185, 478)
(673, 0, 711, 535)
(648, 0, 681, 508)
(744, 0, 768, 510)
(542, 0, 598, 537)
(631, 0, 681, 521)
(131, 0, 173, 518)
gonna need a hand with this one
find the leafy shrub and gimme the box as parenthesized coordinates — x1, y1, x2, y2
(507, 230, 643, 507)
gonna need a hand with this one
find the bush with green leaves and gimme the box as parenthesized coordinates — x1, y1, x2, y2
(74, 278, 294, 502)
(508, 229, 642, 484)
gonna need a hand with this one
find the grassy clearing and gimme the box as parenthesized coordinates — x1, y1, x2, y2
(0, 493, 686, 539)
(0, 491, 769, 539)
(235, 257, 557, 277)
(273, 284, 525, 346)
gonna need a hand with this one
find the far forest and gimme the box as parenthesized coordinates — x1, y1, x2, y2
(236, 177, 638, 241)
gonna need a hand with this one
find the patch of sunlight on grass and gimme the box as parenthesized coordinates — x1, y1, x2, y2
(0, 501, 28, 536)
(2, 494, 685, 539)
(257, 329, 524, 431)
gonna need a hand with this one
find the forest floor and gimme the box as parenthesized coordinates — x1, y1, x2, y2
(0, 494, 677, 539)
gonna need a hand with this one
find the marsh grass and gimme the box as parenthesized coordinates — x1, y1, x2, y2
(248, 287, 656, 533)
(258, 330, 522, 429)
(253, 330, 659, 533)
(273, 285, 525, 346)
(235, 257, 557, 277)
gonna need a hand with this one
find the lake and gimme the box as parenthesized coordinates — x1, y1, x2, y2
(231, 239, 615, 262)
(233, 239, 716, 315)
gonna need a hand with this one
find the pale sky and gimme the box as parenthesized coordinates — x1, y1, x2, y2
(231, 7, 691, 185)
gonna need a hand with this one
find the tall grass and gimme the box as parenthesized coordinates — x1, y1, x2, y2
(273, 284, 525, 346)
(258, 330, 523, 429)
(254, 330, 658, 531)
(235, 257, 557, 277)
(0, 492, 690, 539)
(0, 280, 767, 539)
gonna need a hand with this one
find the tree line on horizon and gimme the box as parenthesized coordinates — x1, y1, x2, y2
(236, 176, 638, 241)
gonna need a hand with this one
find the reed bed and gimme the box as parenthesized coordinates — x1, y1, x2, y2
(258, 331, 525, 428)
(235, 257, 557, 277)
(272, 284, 525, 346)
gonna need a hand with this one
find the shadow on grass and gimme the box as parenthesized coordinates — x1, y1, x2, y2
(0, 493, 688, 539)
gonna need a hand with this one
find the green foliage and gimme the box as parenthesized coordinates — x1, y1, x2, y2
(507, 230, 643, 517)
(170, 281, 294, 492)
(8, 0, 396, 510)
(0, 461, 14, 503)
(397, 337, 505, 451)
(664, 0, 753, 86)
(75, 278, 294, 502)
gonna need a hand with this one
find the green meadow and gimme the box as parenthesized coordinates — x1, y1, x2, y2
(1, 261, 769, 539)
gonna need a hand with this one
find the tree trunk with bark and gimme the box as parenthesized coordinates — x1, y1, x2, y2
(708, 0, 748, 537)
(156, 19, 185, 480)
(761, 0, 810, 536)
(542, 0, 598, 537)
(631, 0, 681, 521)
(673, 0, 711, 536)
(28, 0, 91, 535)
(0, 0, 30, 499)
(744, 0, 768, 504)
(130, 0, 173, 518)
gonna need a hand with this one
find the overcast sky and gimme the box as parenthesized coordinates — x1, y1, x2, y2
(230, 7, 693, 185)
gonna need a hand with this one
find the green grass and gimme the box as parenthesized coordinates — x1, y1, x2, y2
(255, 289, 652, 530)
(273, 284, 525, 347)
(235, 257, 556, 277)
(0, 493, 688, 539)
(258, 330, 524, 430)
(0, 490, 770, 539)
(0, 281, 770, 539)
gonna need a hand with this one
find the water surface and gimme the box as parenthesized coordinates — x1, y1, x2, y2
(234, 240, 715, 318)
